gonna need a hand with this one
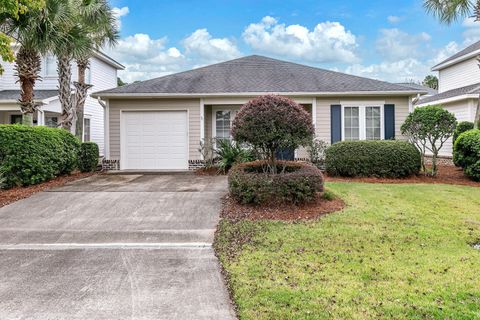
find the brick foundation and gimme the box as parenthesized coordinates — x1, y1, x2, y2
(102, 159, 120, 171)
(424, 156, 454, 166)
(188, 160, 208, 170)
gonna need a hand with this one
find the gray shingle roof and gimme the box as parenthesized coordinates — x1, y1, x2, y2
(0, 90, 58, 101)
(432, 41, 480, 70)
(396, 83, 438, 96)
(416, 82, 480, 105)
(95, 55, 422, 96)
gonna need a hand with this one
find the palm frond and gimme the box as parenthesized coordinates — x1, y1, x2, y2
(424, 0, 475, 24)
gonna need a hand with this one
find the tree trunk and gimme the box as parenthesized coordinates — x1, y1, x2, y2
(74, 58, 93, 139)
(14, 46, 42, 126)
(57, 55, 74, 132)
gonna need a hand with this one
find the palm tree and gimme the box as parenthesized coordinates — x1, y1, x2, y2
(72, 0, 118, 139)
(424, 0, 480, 127)
(0, 2, 53, 125)
(48, 0, 91, 132)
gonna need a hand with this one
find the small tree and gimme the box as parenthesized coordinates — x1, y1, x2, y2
(232, 95, 314, 174)
(422, 75, 438, 90)
(401, 105, 456, 176)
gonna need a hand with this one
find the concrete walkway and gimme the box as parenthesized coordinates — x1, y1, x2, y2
(0, 174, 236, 320)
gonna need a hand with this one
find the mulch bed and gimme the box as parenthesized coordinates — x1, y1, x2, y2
(0, 171, 96, 208)
(195, 167, 223, 176)
(325, 165, 480, 187)
(221, 194, 345, 221)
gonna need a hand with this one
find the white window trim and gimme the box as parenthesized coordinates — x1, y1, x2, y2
(211, 106, 238, 142)
(341, 103, 385, 141)
(43, 54, 57, 78)
(82, 115, 91, 142)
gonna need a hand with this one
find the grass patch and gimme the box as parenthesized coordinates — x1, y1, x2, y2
(215, 182, 480, 319)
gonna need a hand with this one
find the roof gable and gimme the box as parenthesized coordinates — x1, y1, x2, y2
(94, 55, 421, 96)
(432, 41, 480, 71)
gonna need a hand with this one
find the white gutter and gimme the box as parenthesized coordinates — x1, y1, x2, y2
(432, 49, 480, 71)
(91, 90, 425, 99)
(416, 94, 479, 107)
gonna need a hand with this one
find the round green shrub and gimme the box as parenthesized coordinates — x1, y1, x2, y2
(78, 142, 99, 172)
(465, 160, 480, 181)
(453, 129, 480, 168)
(453, 121, 475, 144)
(228, 160, 324, 205)
(0, 125, 80, 188)
(325, 140, 421, 178)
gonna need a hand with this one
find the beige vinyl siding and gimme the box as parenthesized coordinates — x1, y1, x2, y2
(438, 57, 480, 93)
(108, 98, 201, 160)
(436, 99, 476, 157)
(315, 96, 411, 143)
(106, 95, 411, 162)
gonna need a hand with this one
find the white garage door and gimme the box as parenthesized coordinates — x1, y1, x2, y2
(122, 111, 188, 170)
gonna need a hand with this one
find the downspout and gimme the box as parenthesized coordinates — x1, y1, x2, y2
(98, 97, 109, 158)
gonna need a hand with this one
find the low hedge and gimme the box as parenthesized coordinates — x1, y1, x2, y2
(0, 125, 80, 187)
(228, 160, 324, 204)
(453, 129, 480, 181)
(78, 142, 99, 172)
(325, 140, 421, 178)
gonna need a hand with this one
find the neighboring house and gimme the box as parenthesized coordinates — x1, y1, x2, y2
(92, 55, 425, 171)
(416, 41, 480, 156)
(0, 51, 124, 154)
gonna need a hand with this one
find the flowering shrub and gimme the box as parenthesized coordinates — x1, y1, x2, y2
(228, 161, 324, 204)
(232, 95, 314, 173)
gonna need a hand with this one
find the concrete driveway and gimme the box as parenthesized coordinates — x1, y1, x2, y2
(0, 174, 236, 320)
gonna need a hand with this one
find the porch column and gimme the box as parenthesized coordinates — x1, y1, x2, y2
(37, 109, 45, 126)
(312, 97, 317, 131)
(200, 98, 205, 159)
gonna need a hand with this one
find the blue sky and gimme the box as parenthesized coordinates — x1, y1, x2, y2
(107, 0, 479, 83)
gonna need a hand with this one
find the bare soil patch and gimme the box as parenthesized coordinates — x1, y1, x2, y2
(221, 193, 345, 221)
(0, 171, 96, 208)
(325, 165, 480, 187)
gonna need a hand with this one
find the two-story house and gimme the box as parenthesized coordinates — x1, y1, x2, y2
(0, 51, 124, 154)
(416, 41, 480, 157)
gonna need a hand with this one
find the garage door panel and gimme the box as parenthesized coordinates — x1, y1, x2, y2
(122, 111, 188, 170)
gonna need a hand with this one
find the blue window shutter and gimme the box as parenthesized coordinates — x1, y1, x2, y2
(331, 105, 342, 144)
(384, 104, 395, 140)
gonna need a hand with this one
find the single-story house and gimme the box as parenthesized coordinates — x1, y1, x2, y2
(92, 55, 425, 170)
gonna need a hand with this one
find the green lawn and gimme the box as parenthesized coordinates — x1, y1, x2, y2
(215, 183, 480, 320)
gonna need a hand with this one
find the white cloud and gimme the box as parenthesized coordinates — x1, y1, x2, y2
(242, 16, 359, 63)
(345, 41, 461, 82)
(387, 15, 402, 24)
(376, 28, 431, 61)
(112, 6, 129, 30)
(462, 17, 480, 45)
(346, 58, 430, 83)
(108, 30, 242, 83)
(183, 29, 241, 66)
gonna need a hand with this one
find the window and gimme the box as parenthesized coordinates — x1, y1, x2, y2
(45, 55, 57, 77)
(342, 104, 384, 141)
(45, 116, 58, 128)
(86, 66, 92, 84)
(344, 107, 360, 141)
(83, 118, 91, 142)
(365, 107, 381, 140)
(215, 110, 231, 141)
(10, 115, 22, 124)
